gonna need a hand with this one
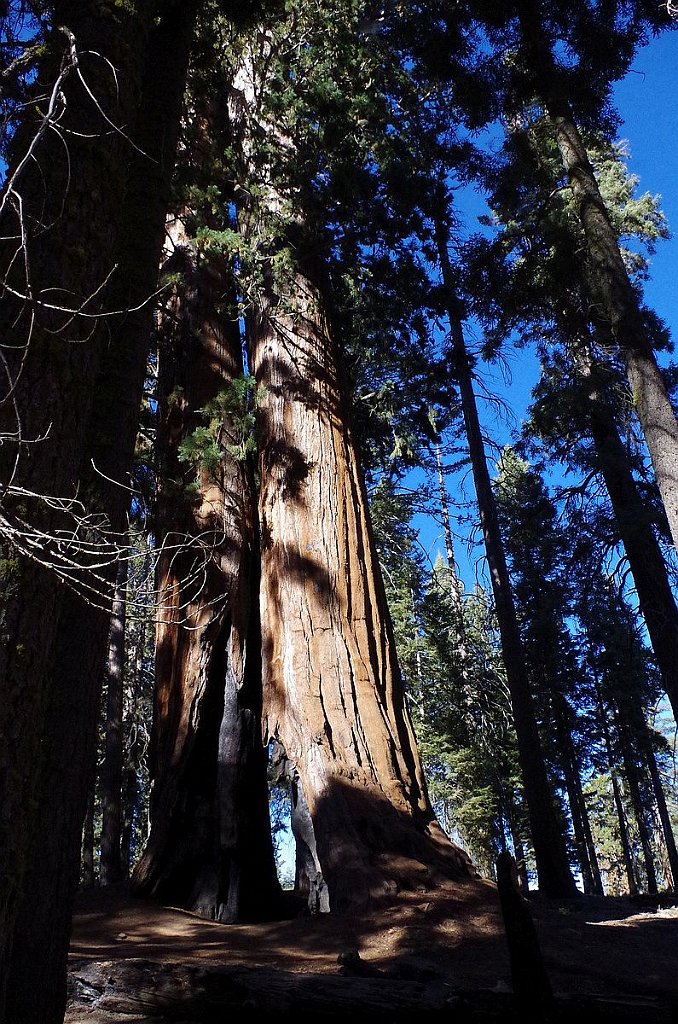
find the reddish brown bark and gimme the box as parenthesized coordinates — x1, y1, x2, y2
(247, 259, 473, 909)
(226, 34, 476, 911)
(131, 228, 282, 922)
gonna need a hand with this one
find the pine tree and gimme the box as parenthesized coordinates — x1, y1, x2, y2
(473, 0, 678, 549)
(467, 124, 678, 724)
(578, 567, 670, 892)
(494, 449, 604, 893)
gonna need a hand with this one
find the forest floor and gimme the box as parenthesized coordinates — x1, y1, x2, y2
(66, 878, 678, 1022)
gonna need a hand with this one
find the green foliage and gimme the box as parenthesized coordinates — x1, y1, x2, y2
(370, 476, 522, 874)
(0, 556, 20, 586)
(177, 375, 266, 476)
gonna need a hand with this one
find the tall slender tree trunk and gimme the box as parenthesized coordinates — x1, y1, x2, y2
(614, 709, 658, 894)
(434, 440, 479, 722)
(100, 555, 129, 886)
(646, 745, 678, 890)
(552, 692, 603, 895)
(131, 225, 282, 922)
(518, 0, 678, 552)
(432, 207, 578, 899)
(596, 686, 638, 896)
(502, 788, 530, 893)
(435, 441, 469, 648)
(2, 6, 198, 1020)
(436, 441, 460, 581)
(573, 337, 678, 722)
(229, 37, 476, 911)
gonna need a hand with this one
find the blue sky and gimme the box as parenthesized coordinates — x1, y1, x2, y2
(613, 28, 678, 343)
(424, 26, 678, 590)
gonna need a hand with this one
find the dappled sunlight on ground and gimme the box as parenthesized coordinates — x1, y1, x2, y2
(69, 879, 678, 1006)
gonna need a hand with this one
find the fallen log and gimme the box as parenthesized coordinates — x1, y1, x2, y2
(67, 957, 676, 1023)
(68, 957, 461, 1021)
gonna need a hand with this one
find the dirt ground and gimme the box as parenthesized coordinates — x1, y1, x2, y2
(67, 878, 678, 1021)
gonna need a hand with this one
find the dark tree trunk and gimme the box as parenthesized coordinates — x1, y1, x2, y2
(574, 338, 678, 722)
(0, 4, 154, 1013)
(5, 592, 113, 1023)
(614, 709, 658, 894)
(646, 745, 678, 890)
(434, 441, 474, 708)
(2, 5, 197, 1021)
(504, 795, 531, 896)
(552, 692, 603, 895)
(496, 850, 553, 1012)
(597, 687, 638, 896)
(100, 556, 129, 886)
(131, 226, 283, 923)
(432, 208, 578, 899)
(81, 789, 96, 890)
(517, 0, 678, 552)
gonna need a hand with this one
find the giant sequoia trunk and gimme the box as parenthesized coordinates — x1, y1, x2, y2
(131, 227, 282, 923)
(0, 5, 154, 1012)
(517, 0, 678, 553)
(230, 37, 475, 913)
(2, 5, 198, 1020)
(250, 262, 473, 910)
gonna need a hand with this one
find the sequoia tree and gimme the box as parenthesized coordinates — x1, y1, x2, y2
(0, 2, 199, 1019)
(0, 4, 154, 1011)
(131, 218, 283, 922)
(225, 22, 475, 910)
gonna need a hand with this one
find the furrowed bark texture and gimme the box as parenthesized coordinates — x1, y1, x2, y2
(131, 229, 281, 923)
(0, 5, 153, 1011)
(230, 36, 475, 912)
(251, 266, 473, 910)
(2, 5, 198, 1020)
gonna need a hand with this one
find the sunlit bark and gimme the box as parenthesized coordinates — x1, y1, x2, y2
(230, 37, 475, 911)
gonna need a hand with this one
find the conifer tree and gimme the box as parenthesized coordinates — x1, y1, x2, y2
(467, 127, 678, 724)
(223, 17, 475, 910)
(469, 0, 678, 549)
(494, 449, 604, 893)
(0, 2, 199, 1018)
(131, 216, 282, 921)
(578, 566, 671, 892)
